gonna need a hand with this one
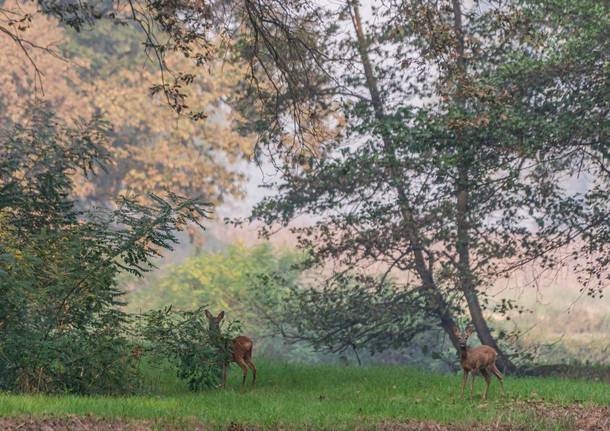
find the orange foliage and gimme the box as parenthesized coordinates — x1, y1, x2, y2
(0, 0, 254, 206)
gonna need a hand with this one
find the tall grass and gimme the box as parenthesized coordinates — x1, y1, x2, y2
(0, 360, 608, 429)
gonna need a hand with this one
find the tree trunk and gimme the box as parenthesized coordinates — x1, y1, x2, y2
(451, 0, 515, 372)
(348, 0, 462, 352)
(456, 167, 515, 372)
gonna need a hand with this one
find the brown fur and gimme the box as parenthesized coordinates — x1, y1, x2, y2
(453, 325, 505, 400)
(205, 310, 256, 388)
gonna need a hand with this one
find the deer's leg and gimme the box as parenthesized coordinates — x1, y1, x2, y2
(245, 353, 256, 385)
(470, 370, 476, 400)
(480, 368, 491, 400)
(235, 357, 249, 385)
(461, 370, 468, 400)
(490, 363, 505, 396)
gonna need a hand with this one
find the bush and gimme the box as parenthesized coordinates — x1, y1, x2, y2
(136, 306, 241, 390)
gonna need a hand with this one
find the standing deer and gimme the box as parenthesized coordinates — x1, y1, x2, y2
(204, 310, 256, 388)
(453, 325, 505, 400)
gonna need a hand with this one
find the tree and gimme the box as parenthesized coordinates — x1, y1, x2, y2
(241, 0, 608, 371)
(0, 0, 254, 206)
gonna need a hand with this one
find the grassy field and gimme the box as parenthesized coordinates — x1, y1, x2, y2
(0, 360, 609, 430)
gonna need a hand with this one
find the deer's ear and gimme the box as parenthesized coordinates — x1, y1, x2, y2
(451, 326, 460, 338)
(204, 310, 213, 320)
(217, 311, 225, 321)
(465, 324, 475, 337)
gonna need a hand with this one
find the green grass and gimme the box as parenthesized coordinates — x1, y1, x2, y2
(0, 360, 608, 429)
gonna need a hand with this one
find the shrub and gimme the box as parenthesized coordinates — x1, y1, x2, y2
(136, 306, 241, 390)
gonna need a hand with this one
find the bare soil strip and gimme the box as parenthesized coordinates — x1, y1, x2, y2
(0, 403, 608, 431)
(375, 401, 610, 431)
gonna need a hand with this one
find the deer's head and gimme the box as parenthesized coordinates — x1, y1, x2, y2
(204, 309, 224, 334)
(452, 324, 475, 350)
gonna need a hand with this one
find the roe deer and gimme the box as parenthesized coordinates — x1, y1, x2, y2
(204, 310, 256, 388)
(453, 325, 505, 400)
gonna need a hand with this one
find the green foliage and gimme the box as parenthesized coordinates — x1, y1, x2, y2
(127, 243, 319, 360)
(128, 243, 300, 324)
(0, 244, 137, 393)
(0, 107, 210, 394)
(136, 306, 242, 391)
